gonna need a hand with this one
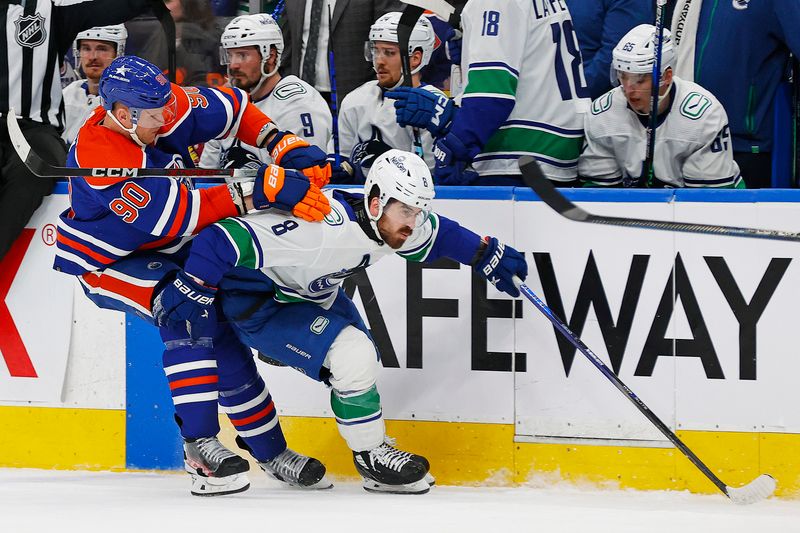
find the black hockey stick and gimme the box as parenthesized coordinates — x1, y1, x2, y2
(6, 111, 256, 180)
(398, 5, 426, 159)
(519, 156, 800, 242)
(512, 275, 776, 504)
(639, 0, 667, 187)
(399, 0, 460, 28)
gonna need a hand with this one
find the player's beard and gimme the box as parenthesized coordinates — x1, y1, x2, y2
(230, 71, 259, 93)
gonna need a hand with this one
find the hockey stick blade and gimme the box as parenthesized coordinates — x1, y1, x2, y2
(398, 0, 460, 33)
(513, 274, 776, 504)
(726, 474, 777, 505)
(518, 156, 800, 243)
(6, 110, 257, 180)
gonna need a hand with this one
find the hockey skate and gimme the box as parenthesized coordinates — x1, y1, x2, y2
(353, 437, 431, 495)
(236, 436, 333, 490)
(184, 437, 250, 497)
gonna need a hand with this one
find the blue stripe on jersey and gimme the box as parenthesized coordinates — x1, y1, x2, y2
(473, 153, 578, 169)
(503, 120, 584, 136)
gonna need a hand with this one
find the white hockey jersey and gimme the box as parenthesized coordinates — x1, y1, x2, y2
(199, 75, 332, 168)
(457, 0, 589, 180)
(62, 79, 102, 145)
(579, 77, 742, 188)
(187, 190, 474, 310)
(331, 81, 445, 170)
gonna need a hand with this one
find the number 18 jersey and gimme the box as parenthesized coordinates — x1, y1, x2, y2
(458, 0, 590, 181)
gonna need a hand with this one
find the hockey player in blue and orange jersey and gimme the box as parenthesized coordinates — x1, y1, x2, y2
(56, 55, 333, 496)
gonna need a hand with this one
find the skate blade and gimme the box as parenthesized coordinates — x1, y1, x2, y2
(268, 472, 334, 490)
(424, 472, 435, 487)
(188, 471, 251, 497)
(362, 478, 430, 495)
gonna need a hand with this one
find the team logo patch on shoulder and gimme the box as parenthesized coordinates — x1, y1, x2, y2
(324, 204, 344, 226)
(680, 92, 712, 120)
(310, 316, 330, 335)
(274, 82, 308, 101)
(15, 14, 46, 48)
(591, 92, 613, 115)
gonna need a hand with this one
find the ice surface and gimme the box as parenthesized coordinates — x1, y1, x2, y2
(1, 468, 798, 533)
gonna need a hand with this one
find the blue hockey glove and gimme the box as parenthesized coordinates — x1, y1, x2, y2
(350, 138, 393, 182)
(267, 131, 331, 188)
(433, 162, 478, 186)
(253, 164, 330, 222)
(385, 86, 455, 137)
(472, 237, 528, 297)
(445, 27, 462, 66)
(220, 145, 263, 170)
(152, 271, 217, 340)
(328, 156, 357, 184)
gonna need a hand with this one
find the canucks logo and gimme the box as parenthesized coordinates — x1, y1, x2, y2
(15, 14, 46, 48)
(308, 255, 370, 293)
(324, 204, 344, 226)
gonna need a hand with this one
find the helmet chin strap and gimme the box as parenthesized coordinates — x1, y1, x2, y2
(230, 57, 279, 98)
(106, 110, 148, 147)
(364, 196, 386, 242)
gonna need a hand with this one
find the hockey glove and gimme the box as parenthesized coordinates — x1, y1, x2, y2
(472, 237, 528, 298)
(349, 138, 393, 183)
(328, 156, 357, 184)
(152, 271, 217, 341)
(445, 27, 462, 66)
(385, 86, 455, 137)
(221, 145, 263, 171)
(434, 163, 478, 186)
(253, 163, 331, 222)
(267, 131, 331, 188)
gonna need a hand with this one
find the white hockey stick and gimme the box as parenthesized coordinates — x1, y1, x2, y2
(513, 274, 776, 504)
(6, 110, 257, 180)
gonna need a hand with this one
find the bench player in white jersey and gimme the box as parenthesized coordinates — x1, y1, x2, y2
(199, 14, 332, 171)
(386, 0, 590, 185)
(332, 12, 446, 177)
(156, 149, 529, 494)
(579, 24, 743, 188)
(61, 25, 127, 145)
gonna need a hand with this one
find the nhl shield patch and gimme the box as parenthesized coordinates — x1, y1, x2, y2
(15, 14, 47, 48)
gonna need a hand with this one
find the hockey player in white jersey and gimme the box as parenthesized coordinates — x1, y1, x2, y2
(386, 0, 590, 185)
(61, 25, 127, 145)
(579, 24, 743, 188)
(332, 12, 446, 176)
(156, 149, 529, 494)
(199, 14, 332, 171)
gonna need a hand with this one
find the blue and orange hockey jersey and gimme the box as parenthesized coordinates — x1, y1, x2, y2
(55, 84, 271, 275)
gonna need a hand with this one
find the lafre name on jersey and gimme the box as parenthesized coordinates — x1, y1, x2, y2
(532, 0, 569, 20)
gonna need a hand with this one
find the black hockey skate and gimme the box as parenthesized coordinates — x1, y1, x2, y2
(236, 436, 333, 490)
(353, 437, 431, 495)
(183, 437, 250, 497)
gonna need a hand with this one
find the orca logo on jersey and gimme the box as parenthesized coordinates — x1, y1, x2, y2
(15, 14, 46, 48)
(91, 168, 139, 177)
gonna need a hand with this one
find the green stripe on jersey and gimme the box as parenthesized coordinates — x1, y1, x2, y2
(216, 218, 257, 268)
(483, 127, 583, 162)
(398, 214, 438, 262)
(464, 69, 518, 97)
(331, 385, 381, 421)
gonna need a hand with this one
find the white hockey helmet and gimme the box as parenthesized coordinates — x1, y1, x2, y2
(364, 149, 435, 227)
(220, 14, 284, 79)
(73, 24, 128, 61)
(366, 12, 437, 74)
(611, 24, 674, 84)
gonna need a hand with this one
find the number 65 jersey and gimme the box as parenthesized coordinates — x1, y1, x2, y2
(578, 77, 743, 188)
(456, 0, 590, 181)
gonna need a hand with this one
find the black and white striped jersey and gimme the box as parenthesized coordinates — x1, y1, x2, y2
(0, 0, 153, 131)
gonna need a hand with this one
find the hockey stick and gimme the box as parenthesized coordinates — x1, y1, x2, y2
(6, 111, 256, 179)
(151, 0, 177, 83)
(399, 0, 458, 27)
(398, 5, 426, 159)
(328, 4, 341, 167)
(636, 0, 667, 188)
(512, 274, 776, 504)
(519, 156, 800, 243)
